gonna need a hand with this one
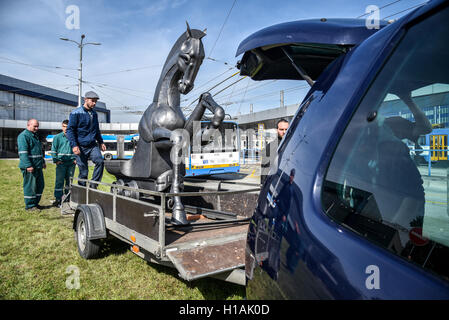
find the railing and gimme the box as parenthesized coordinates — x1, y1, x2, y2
(69, 177, 260, 257)
(240, 148, 261, 164)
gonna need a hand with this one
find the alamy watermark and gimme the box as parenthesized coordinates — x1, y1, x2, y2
(65, 5, 80, 30)
(65, 265, 80, 289)
(365, 5, 381, 30)
(365, 265, 380, 290)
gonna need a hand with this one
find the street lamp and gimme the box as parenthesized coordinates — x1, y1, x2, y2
(60, 34, 101, 107)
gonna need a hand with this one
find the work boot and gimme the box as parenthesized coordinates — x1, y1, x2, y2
(52, 200, 61, 208)
(25, 206, 40, 211)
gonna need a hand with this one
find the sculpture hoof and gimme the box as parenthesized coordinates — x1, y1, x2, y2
(171, 207, 189, 225)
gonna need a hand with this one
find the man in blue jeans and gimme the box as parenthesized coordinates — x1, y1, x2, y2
(66, 91, 106, 189)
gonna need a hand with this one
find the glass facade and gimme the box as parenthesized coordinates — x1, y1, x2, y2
(0, 90, 14, 119)
(0, 128, 20, 157)
(0, 91, 108, 122)
(0, 80, 109, 157)
(381, 89, 449, 128)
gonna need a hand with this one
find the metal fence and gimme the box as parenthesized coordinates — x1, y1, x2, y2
(240, 148, 261, 164)
(409, 147, 449, 176)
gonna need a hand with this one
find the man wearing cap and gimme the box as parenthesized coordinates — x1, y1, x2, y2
(66, 91, 106, 188)
(51, 119, 76, 207)
(17, 119, 46, 211)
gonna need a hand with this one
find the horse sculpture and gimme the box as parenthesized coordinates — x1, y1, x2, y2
(105, 23, 225, 225)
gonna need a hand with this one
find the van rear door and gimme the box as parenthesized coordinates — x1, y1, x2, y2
(236, 18, 389, 82)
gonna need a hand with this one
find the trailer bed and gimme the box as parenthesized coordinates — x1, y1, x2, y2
(67, 177, 259, 285)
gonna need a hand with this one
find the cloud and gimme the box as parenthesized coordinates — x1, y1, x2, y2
(171, 0, 187, 9)
(39, 0, 66, 23)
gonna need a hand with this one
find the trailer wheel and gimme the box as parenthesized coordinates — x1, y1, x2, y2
(75, 210, 101, 259)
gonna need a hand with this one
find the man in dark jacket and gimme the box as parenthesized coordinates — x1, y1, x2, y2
(66, 91, 106, 188)
(17, 119, 46, 210)
(260, 119, 289, 185)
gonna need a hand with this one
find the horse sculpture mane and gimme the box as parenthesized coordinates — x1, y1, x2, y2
(105, 23, 224, 225)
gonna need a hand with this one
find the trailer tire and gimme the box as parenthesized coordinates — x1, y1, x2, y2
(75, 210, 101, 259)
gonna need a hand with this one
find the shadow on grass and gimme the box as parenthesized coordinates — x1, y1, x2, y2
(145, 262, 245, 300)
(38, 205, 55, 210)
(98, 237, 129, 258)
(188, 276, 245, 300)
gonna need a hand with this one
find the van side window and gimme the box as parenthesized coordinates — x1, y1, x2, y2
(322, 6, 449, 281)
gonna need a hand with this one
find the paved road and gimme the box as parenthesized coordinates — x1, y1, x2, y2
(184, 163, 261, 192)
(417, 166, 449, 246)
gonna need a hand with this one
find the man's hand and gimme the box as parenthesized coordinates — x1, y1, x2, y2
(56, 161, 62, 165)
(43, 162, 46, 169)
(100, 143, 106, 152)
(72, 146, 80, 155)
(26, 167, 34, 173)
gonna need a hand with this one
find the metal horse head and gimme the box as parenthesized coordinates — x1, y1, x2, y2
(176, 22, 206, 94)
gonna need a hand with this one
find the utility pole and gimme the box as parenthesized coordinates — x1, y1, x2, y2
(60, 34, 101, 107)
(280, 90, 284, 108)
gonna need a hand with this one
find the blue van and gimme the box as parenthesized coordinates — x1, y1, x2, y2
(239, 0, 449, 299)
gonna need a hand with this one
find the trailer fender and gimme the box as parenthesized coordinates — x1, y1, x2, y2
(73, 204, 107, 240)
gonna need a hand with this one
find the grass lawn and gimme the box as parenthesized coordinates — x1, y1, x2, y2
(0, 159, 245, 300)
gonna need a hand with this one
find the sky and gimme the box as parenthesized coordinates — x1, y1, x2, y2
(0, 0, 429, 122)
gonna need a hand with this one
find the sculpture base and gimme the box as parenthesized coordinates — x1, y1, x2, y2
(105, 159, 173, 192)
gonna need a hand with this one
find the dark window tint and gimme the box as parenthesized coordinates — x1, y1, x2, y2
(322, 6, 449, 281)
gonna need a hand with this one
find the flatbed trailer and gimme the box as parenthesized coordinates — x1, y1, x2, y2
(64, 177, 260, 286)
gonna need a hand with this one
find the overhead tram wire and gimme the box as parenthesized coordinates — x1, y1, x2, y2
(0, 56, 79, 71)
(207, 0, 238, 59)
(356, 0, 402, 18)
(183, 75, 247, 117)
(85, 65, 162, 78)
(181, 66, 235, 100)
(86, 83, 148, 115)
(0, 84, 79, 93)
(356, 0, 428, 20)
(87, 84, 146, 115)
(383, 1, 428, 19)
(224, 84, 309, 106)
(216, 79, 278, 102)
(0, 56, 79, 81)
(83, 79, 153, 96)
(206, 57, 234, 67)
(212, 75, 247, 97)
(184, 70, 241, 109)
(84, 81, 150, 100)
(86, 83, 130, 111)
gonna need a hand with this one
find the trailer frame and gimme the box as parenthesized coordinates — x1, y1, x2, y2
(65, 177, 260, 286)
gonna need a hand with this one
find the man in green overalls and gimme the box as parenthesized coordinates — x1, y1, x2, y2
(51, 119, 76, 207)
(17, 119, 46, 211)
